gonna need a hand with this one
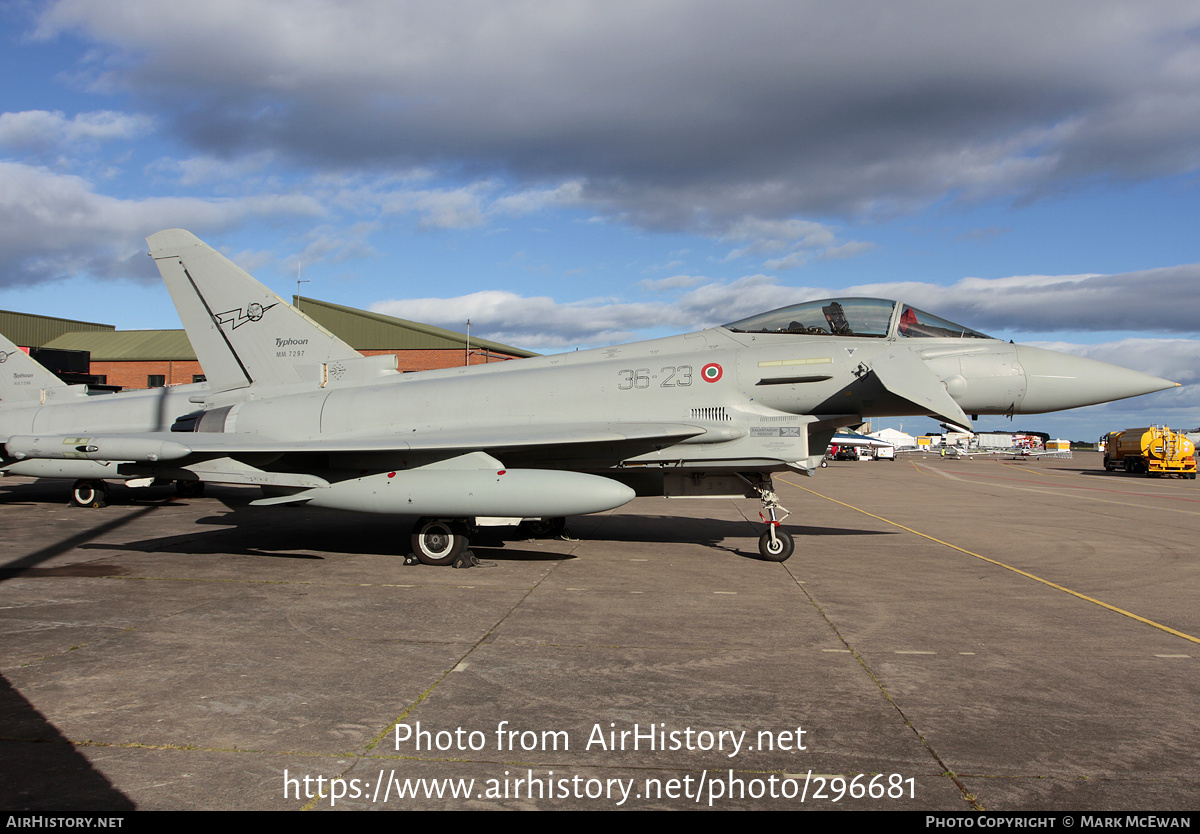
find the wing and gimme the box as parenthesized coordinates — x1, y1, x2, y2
(2, 422, 705, 518)
(3, 422, 707, 464)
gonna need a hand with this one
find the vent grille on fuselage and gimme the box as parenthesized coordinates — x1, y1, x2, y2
(691, 406, 731, 422)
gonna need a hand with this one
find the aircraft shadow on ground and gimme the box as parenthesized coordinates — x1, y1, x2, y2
(0, 479, 75, 506)
(588, 513, 895, 544)
(558, 513, 896, 562)
(56, 498, 894, 565)
(0, 504, 163, 584)
(0, 673, 137, 813)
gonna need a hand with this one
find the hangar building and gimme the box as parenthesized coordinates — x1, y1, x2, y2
(0, 297, 536, 390)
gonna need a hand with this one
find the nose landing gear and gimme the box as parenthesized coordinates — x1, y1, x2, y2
(739, 476, 794, 562)
(759, 527, 794, 561)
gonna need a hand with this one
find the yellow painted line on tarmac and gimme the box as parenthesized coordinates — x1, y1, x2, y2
(910, 462, 1200, 516)
(1000, 460, 1200, 495)
(778, 476, 1200, 646)
(997, 461, 1056, 477)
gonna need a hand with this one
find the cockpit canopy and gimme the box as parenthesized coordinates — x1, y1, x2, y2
(722, 298, 992, 340)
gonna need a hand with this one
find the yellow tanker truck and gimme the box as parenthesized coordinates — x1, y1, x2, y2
(1102, 426, 1196, 478)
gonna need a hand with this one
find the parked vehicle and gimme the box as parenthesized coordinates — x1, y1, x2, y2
(1102, 426, 1196, 478)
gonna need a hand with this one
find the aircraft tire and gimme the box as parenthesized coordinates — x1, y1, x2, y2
(759, 529, 794, 562)
(411, 518, 467, 566)
(176, 480, 206, 499)
(520, 517, 566, 539)
(70, 480, 108, 509)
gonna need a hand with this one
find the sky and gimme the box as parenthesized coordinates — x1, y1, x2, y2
(0, 0, 1197, 441)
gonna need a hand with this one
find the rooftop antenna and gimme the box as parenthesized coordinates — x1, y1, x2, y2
(295, 260, 309, 305)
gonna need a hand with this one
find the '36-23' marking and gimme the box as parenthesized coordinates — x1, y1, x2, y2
(617, 365, 693, 390)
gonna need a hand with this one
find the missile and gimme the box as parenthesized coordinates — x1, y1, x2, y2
(1, 459, 123, 480)
(4, 435, 193, 463)
(253, 467, 636, 518)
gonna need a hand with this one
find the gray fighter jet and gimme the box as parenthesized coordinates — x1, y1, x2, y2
(0, 330, 213, 505)
(2, 230, 1178, 563)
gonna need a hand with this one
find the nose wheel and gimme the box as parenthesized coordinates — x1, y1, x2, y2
(759, 528, 794, 561)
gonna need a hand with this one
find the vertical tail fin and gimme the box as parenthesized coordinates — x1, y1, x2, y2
(0, 330, 81, 406)
(147, 229, 363, 394)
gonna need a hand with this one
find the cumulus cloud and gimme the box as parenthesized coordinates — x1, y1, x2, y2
(0, 161, 322, 286)
(1028, 339, 1199, 388)
(373, 290, 665, 348)
(33, 0, 1200, 237)
(372, 261, 1200, 350)
(372, 274, 827, 348)
(492, 181, 586, 216)
(284, 222, 378, 273)
(0, 109, 153, 152)
(637, 274, 705, 293)
(720, 217, 871, 269)
(847, 266, 1200, 334)
(147, 151, 277, 187)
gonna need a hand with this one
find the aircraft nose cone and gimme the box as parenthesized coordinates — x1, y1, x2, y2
(1015, 345, 1178, 413)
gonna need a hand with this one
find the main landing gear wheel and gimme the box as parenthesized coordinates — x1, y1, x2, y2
(520, 517, 566, 539)
(175, 480, 206, 499)
(410, 518, 470, 566)
(759, 529, 795, 562)
(70, 480, 108, 509)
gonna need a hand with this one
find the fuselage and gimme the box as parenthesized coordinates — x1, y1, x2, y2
(0, 384, 207, 480)
(4, 297, 1176, 484)
(176, 297, 1174, 477)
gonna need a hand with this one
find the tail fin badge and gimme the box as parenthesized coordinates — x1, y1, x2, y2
(216, 302, 278, 330)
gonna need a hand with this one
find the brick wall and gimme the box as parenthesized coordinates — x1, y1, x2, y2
(359, 349, 524, 372)
(90, 350, 522, 389)
(90, 360, 205, 390)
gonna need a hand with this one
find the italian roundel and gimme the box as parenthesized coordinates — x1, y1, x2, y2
(701, 363, 723, 383)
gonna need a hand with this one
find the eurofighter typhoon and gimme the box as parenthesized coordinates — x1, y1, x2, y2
(1, 230, 1177, 564)
(0, 329, 212, 505)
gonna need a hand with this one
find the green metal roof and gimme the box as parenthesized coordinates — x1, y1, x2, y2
(0, 309, 115, 348)
(295, 296, 538, 357)
(44, 330, 197, 361)
(8, 297, 537, 361)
